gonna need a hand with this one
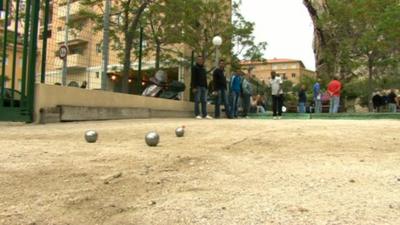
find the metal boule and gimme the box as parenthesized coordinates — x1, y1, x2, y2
(145, 131, 160, 147)
(175, 127, 185, 137)
(85, 130, 98, 143)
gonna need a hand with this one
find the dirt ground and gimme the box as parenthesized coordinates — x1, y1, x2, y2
(0, 119, 400, 225)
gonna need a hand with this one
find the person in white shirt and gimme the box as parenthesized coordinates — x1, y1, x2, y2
(270, 71, 283, 119)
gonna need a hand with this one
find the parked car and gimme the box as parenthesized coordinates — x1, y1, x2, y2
(0, 88, 22, 107)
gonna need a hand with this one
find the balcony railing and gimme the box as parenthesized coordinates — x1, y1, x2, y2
(55, 53, 88, 69)
(57, 1, 85, 19)
(56, 30, 88, 44)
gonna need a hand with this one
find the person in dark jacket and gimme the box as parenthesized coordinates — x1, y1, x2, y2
(191, 56, 212, 119)
(298, 85, 307, 113)
(372, 91, 383, 112)
(387, 89, 398, 113)
(212, 59, 231, 118)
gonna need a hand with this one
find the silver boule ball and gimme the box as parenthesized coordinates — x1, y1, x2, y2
(85, 130, 98, 143)
(175, 127, 185, 137)
(145, 131, 160, 147)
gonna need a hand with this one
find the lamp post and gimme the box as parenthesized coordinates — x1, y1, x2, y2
(212, 36, 222, 69)
(135, 26, 144, 95)
(102, 0, 111, 90)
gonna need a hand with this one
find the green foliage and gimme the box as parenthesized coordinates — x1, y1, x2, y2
(72, 0, 263, 92)
(282, 80, 294, 93)
(231, 0, 267, 69)
(73, 0, 152, 93)
(319, 0, 400, 109)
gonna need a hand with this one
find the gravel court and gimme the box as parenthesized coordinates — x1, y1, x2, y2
(0, 119, 400, 225)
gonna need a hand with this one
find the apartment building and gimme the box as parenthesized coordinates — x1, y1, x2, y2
(3, 0, 232, 100)
(39, 0, 232, 98)
(39, 0, 121, 89)
(240, 58, 316, 84)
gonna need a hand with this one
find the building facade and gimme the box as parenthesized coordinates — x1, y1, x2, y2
(240, 58, 316, 84)
(2, 0, 232, 100)
(37, 0, 232, 100)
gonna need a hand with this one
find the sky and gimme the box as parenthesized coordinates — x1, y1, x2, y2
(239, 0, 316, 70)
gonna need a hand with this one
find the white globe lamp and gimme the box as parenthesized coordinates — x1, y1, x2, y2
(212, 36, 223, 46)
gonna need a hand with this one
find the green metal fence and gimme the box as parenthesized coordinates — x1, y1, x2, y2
(0, 0, 40, 122)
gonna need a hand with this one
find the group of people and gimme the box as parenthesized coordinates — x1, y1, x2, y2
(372, 89, 399, 113)
(296, 77, 343, 114)
(191, 56, 264, 119)
(311, 76, 343, 114)
(191, 55, 348, 119)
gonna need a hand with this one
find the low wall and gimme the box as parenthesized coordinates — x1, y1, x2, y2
(34, 84, 213, 123)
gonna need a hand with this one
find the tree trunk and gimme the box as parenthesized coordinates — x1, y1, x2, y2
(155, 42, 161, 71)
(122, 33, 133, 93)
(120, 1, 150, 94)
(367, 58, 374, 112)
(303, 0, 327, 74)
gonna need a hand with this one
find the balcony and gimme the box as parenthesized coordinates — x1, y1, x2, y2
(56, 30, 88, 45)
(55, 53, 88, 70)
(57, 1, 85, 20)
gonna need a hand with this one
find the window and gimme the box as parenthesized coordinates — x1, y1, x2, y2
(282, 73, 287, 80)
(291, 64, 297, 69)
(4, 57, 8, 65)
(292, 73, 296, 78)
(96, 43, 102, 54)
(69, 46, 84, 55)
(95, 72, 100, 78)
(272, 65, 278, 70)
(57, 26, 62, 31)
(281, 64, 288, 69)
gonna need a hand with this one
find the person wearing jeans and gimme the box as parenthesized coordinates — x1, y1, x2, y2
(241, 72, 253, 118)
(193, 87, 208, 117)
(387, 89, 398, 113)
(191, 56, 212, 119)
(298, 85, 307, 113)
(229, 70, 242, 118)
(313, 79, 322, 113)
(213, 59, 231, 118)
(327, 76, 342, 113)
(329, 96, 340, 113)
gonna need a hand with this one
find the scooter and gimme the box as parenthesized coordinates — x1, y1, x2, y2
(142, 71, 186, 100)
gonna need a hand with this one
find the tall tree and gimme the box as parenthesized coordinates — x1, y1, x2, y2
(231, 0, 267, 69)
(76, 0, 153, 93)
(145, 0, 187, 70)
(319, 0, 400, 110)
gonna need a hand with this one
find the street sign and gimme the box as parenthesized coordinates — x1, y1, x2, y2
(59, 45, 68, 60)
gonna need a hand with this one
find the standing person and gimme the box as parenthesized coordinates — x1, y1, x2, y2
(298, 85, 307, 113)
(270, 71, 283, 119)
(80, 81, 88, 89)
(191, 56, 212, 119)
(313, 79, 322, 113)
(387, 89, 398, 113)
(372, 91, 383, 112)
(212, 59, 231, 118)
(327, 76, 342, 113)
(229, 70, 242, 118)
(241, 72, 253, 118)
